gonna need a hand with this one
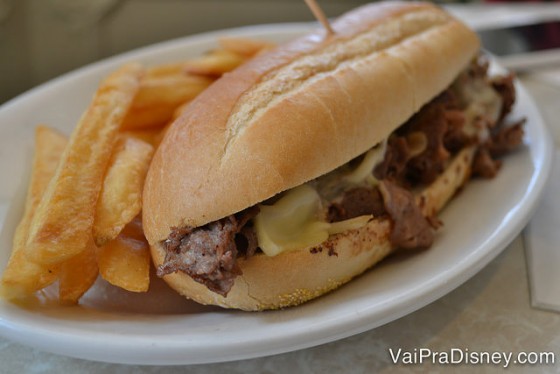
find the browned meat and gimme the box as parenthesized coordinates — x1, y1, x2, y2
(405, 91, 462, 185)
(405, 103, 450, 185)
(157, 58, 524, 297)
(328, 187, 386, 222)
(472, 148, 502, 178)
(492, 74, 516, 121)
(473, 120, 524, 179)
(374, 136, 412, 183)
(378, 180, 434, 249)
(444, 109, 472, 153)
(158, 208, 259, 296)
(487, 120, 525, 158)
(375, 90, 467, 186)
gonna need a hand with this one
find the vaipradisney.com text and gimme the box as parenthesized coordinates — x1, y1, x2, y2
(389, 348, 555, 368)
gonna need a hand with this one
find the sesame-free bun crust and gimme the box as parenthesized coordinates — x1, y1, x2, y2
(143, 1, 479, 243)
(143, 2, 480, 310)
(150, 147, 475, 311)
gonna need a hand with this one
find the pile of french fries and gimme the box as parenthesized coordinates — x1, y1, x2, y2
(0, 37, 275, 305)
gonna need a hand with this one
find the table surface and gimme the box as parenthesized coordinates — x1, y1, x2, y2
(2, 6, 560, 374)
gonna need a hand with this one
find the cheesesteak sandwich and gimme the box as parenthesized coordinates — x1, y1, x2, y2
(143, 1, 523, 310)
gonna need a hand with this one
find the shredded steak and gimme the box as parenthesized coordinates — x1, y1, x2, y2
(158, 208, 258, 296)
(328, 187, 386, 222)
(379, 180, 434, 249)
(157, 58, 524, 297)
(491, 74, 516, 121)
(404, 95, 451, 185)
(374, 89, 467, 186)
(472, 120, 524, 178)
(373, 136, 413, 184)
(472, 148, 502, 178)
(486, 120, 525, 158)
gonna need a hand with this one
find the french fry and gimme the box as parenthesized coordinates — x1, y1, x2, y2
(97, 217, 150, 293)
(218, 37, 276, 57)
(143, 37, 273, 80)
(2, 38, 277, 304)
(120, 127, 162, 147)
(121, 39, 273, 131)
(145, 62, 186, 79)
(25, 63, 143, 265)
(0, 126, 67, 299)
(58, 238, 99, 304)
(121, 73, 213, 130)
(183, 49, 246, 77)
(93, 135, 154, 247)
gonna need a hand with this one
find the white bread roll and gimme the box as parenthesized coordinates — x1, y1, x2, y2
(143, 2, 480, 310)
(150, 147, 475, 310)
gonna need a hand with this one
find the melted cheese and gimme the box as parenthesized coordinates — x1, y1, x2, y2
(328, 215, 372, 235)
(343, 141, 387, 185)
(254, 144, 384, 257)
(456, 75, 502, 141)
(254, 185, 330, 256)
(254, 63, 503, 257)
(310, 141, 387, 201)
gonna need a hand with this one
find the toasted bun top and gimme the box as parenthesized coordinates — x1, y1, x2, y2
(143, 1, 479, 243)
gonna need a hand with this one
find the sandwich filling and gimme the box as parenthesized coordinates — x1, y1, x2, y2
(158, 57, 524, 297)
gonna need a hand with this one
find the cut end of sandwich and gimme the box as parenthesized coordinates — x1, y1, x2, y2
(150, 146, 476, 311)
(151, 218, 393, 311)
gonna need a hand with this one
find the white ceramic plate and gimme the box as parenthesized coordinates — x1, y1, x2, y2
(0, 24, 553, 365)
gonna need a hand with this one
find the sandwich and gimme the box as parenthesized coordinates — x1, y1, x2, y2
(142, 1, 524, 310)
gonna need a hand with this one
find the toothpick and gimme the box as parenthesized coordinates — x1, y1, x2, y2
(304, 0, 335, 36)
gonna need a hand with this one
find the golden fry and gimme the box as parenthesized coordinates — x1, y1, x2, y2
(183, 49, 246, 77)
(122, 74, 212, 130)
(145, 62, 186, 79)
(58, 238, 99, 304)
(25, 63, 143, 265)
(97, 217, 150, 293)
(0, 126, 67, 299)
(120, 127, 161, 147)
(122, 40, 272, 130)
(218, 37, 276, 57)
(2, 41, 273, 304)
(93, 135, 154, 247)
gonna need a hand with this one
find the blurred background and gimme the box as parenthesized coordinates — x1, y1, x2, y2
(4, 1, 560, 104)
(0, 0, 382, 104)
